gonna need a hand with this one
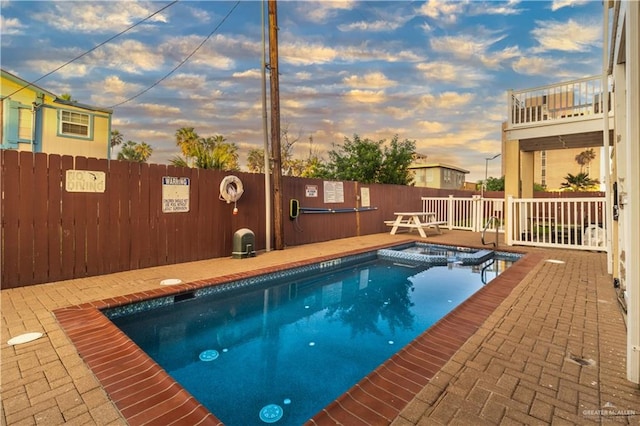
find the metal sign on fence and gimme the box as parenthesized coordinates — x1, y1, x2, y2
(162, 176, 190, 213)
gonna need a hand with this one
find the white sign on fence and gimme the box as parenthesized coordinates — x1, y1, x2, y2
(360, 187, 370, 207)
(162, 176, 190, 213)
(65, 170, 106, 193)
(323, 181, 344, 203)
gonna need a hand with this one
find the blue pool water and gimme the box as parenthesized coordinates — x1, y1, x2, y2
(107, 245, 518, 425)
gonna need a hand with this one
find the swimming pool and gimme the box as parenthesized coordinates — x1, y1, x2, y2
(105, 243, 520, 425)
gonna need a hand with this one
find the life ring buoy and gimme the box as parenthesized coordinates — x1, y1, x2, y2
(219, 175, 244, 204)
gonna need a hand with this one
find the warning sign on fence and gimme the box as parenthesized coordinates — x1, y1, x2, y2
(162, 176, 190, 213)
(65, 170, 106, 193)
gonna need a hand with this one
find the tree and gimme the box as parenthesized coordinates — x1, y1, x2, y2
(117, 141, 153, 163)
(60, 93, 75, 102)
(560, 172, 600, 191)
(479, 176, 505, 191)
(575, 148, 596, 173)
(170, 133, 239, 171)
(175, 127, 200, 160)
(476, 176, 544, 192)
(246, 132, 323, 177)
(110, 129, 123, 147)
(247, 148, 266, 173)
(320, 134, 415, 185)
(322, 135, 383, 183)
(377, 136, 416, 185)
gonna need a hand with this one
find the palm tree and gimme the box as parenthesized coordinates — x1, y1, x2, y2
(60, 93, 76, 102)
(175, 127, 199, 159)
(575, 148, 596, 173)
(110, 129, 124, 147)
(135, 142, 153, 162)
(172, 131, 239, 170)
(169, 156, 190, 168)
(117, 141, 153, 163)
(560, 172, 599, 191)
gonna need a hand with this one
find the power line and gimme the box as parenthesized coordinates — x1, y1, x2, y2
(5, 1, 179, 99)
(110, 1, 242, 109)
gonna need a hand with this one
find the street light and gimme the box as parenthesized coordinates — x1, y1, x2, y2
(482, 153, 501, 198)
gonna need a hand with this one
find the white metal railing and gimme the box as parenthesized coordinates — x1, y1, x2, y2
(421, 195, 607, 252)
(507, 75, 610, 128)
(421, 196, 505, 233)
(506, 196, 607, 251)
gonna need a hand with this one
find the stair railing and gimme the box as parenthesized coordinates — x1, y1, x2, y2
(482, 216, 500, 247)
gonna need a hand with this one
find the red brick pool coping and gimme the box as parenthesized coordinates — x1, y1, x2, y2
(54, 243, 542, 426)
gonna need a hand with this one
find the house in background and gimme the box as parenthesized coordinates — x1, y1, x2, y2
(410, 163, 469, 190)
(1, 69, 112, 159)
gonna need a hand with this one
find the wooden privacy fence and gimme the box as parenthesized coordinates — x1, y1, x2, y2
(1, 151, 454, 288)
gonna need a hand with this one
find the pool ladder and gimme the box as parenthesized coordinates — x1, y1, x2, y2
(481, 216, 500, 247)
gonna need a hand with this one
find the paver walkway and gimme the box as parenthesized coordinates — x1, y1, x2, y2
(2, 231, 638, 425)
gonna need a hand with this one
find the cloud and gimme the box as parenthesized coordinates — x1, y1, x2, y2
(1, 15, 26, 35)
(417, 0, 466, 25)
(337, 8, 413, 33)
(138, 103, 181, 116)
(280, 40, 339, 65)
(418, 120, 449, 134)
(344, 89, 386, 104)
(90, 39, 166, 74)
(343, 72, 397, 89)
(438, 92, 475, 109)
(32, 1, 168, 33)
(531, 19, 600, 53)
(298, 0, 356, 22)
(338, 19, 403, 32)
(88, 75, 140, 106)
(24, 59, 89, 79)
(469, 0, 524, 16)
(416, 61, 489, 88)
(160, 73, 208, 91)
(185, 4, 211, 23)
(233, 69, 262, 79)
(158, 34, 237, 70)
(550, 0, 592, 12)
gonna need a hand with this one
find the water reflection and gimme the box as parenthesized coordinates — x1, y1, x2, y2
(324, 265, 415, 337)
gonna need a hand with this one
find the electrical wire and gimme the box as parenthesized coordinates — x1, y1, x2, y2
(4, 1, 179, 99)
(109, 0, 241, 108)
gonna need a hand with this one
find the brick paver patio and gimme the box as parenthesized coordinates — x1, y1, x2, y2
(2, 231, 638, 425)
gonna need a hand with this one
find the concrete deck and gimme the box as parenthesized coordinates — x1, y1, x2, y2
(2, 231, 639, 425)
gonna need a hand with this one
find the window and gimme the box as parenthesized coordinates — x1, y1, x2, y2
(18, 107, 32, 140)
(444, 169, 451, 183)
(60, 110, 90, 137)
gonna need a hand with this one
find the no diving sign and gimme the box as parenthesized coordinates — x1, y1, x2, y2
(162, 176, 190, 213)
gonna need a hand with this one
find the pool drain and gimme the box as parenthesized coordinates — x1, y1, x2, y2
(199, 349, 219, 361)
(259, 404, 283, 423)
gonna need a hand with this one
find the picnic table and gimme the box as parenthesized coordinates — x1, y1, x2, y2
(387, 212, 446, 238)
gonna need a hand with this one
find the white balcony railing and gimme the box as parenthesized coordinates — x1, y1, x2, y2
(507, 75, 610, 128)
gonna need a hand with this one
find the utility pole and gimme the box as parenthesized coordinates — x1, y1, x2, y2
(268, 0, 284, 250)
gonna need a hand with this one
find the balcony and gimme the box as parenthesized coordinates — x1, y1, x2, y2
(505, 75, 614, 150)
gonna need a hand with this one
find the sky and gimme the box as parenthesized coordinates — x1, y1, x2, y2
(0, 0, 604, 181)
